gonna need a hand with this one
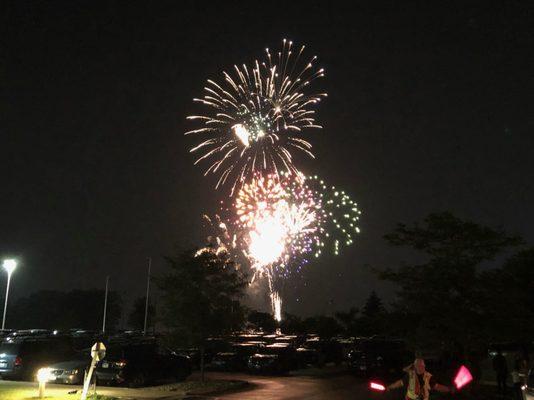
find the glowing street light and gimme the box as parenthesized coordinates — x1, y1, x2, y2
(2, 259, 17, 331)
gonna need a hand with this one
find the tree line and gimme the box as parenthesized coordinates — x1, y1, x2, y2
(5, 212, 533, 360)
(4, 289, 157, 332)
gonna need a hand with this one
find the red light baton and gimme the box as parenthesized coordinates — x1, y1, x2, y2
(454, 365, 473, 390)
(369, 381, 387, 391)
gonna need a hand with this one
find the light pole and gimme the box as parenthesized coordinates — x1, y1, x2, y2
(102, 276, 109, 333)
(143, 257, 151, 335)
(2, 259, 17, 331)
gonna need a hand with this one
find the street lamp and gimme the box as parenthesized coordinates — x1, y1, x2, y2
(2, 259, 17, 331)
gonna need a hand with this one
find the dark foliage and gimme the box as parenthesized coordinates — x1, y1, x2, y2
(127, 296, 157, 331)
(157, 249, 247, 380)
(8, 289, 122, 331)
(247, 310, 277, 333)
(378, 212, 524, 351)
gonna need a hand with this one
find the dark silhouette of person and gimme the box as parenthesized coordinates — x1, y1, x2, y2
(493, 350, 508, 395)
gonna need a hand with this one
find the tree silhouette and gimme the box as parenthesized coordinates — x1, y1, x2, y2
(363, 291, 384, 318)
(8, 289, 122, 331)
(247, 310, 277, 333)
(127, 296, 156, 331)
(378, 211, 523, 350)
(158, 249, 247, 381)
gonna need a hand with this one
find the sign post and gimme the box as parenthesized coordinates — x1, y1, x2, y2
(81, 342, 106, 400)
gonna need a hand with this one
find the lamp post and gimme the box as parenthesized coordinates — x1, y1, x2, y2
(102, 276, 109, 333)
(143, 257, 151, 335)
(2, 259, 17, 331)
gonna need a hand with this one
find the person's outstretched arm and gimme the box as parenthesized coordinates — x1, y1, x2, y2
(387, 379, 404, 391)
(434, 383, 455, 393)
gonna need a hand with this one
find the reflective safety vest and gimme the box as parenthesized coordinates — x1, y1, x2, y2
(405, 370, 432, 400)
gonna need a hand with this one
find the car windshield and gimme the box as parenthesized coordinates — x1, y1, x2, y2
(262, 346, 289, 355)
(233, 345, 261, 354)
(0, 343, 20, 354)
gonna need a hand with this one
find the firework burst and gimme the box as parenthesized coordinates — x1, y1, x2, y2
(186, 39, 326, 193)
(230, 173, 361, 279)
(306, 175, 362, 258)
(235, 173, 318, 278)
(199, 173, 361, 320)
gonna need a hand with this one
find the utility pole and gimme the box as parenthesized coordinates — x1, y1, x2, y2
(1, 259, 17, 331)
(102, 276, 109, 333)
(143, 257, 151, 335)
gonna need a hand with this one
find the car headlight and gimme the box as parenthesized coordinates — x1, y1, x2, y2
(65, 369, 79, 375)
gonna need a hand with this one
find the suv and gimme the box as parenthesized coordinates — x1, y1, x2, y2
(95, 342, 191, 387)
(0, 336, 77, 380)
(248, 343, 298, 374)
(210, 342, 265, 372)
(348, 338, 411, 378)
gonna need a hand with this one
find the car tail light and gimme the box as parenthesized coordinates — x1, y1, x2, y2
(115, 359, 127, 368)
(369, 381, 386, 391)
(14, 356, 22, 366)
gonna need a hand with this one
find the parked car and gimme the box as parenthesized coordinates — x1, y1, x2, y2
(46, 359, 89, 384)
(0, 335, 77, 380)
(95, 342, 191, 387)
(348, 338, 411, 378)
(174, 348, 201, 369)
(247, 343, 298, 374)
(295, 346, 320, 368)
(210, 342, 264, 372)
(204, 337, 232, 364)
(304, 337, 344, 365)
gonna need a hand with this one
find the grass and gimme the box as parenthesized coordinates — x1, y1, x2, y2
(0, 381, 117, 400)
(0, 387, 117, 400)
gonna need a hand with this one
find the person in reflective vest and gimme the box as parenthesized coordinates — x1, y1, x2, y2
(386, 358, 455, 399)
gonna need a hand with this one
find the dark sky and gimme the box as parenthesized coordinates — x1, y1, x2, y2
(2, 1, 533, 319)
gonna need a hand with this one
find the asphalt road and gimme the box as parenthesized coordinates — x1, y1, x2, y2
(205, 371, 392, 400)
(0, 371, 399, 400)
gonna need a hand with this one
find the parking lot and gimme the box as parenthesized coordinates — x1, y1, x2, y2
(0, 328, 528, 400)
(0, 370, 372, 400)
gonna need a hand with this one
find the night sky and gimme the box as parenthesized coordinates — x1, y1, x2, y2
(2, 2, 533, 319)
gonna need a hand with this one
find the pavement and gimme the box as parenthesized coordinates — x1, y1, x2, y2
(204, 372, 375, 400)
(2, 372, 508, 400)
(0, 369, 377, 400)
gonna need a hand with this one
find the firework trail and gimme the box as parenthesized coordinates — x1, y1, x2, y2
(186, 39, 326, 194)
